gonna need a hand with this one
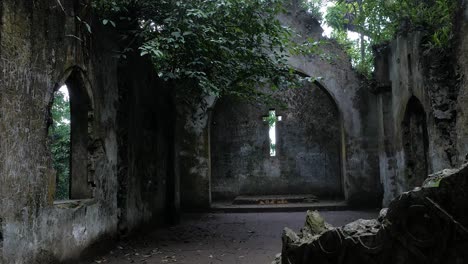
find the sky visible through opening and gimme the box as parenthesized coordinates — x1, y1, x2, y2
(269, 116, 276, 157)
(58, 85, 70, 124)
(59, 85, 69, 100)
(319, 0, 360, 41)
(264, 110, 282, 157)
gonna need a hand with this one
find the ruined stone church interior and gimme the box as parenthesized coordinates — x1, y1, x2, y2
(1, 0, 468, 263)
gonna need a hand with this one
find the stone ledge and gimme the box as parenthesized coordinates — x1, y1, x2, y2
(53, 199, 96, 209)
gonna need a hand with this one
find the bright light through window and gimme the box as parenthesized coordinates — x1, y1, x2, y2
(263, 110, 282, 157)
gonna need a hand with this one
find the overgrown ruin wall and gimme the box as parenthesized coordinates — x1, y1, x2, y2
(0, 1, 176, 263)
(374, 2, 468, 206)
(179, 2, 382, 209)
(0, 1, 119, 262)
(211, 82, 342, 201)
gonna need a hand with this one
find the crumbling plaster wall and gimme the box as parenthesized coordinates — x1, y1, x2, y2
(375, 16, 466, 205)
(177, 95, 216, 209)
(117, 54, 178, 231)
(0, 1, 130, 262)
(0, 2, 178, 261)
(374, 33, 433, 205)
(210, 82, 342, 201)
(279, 5, 382, 207)
(178, 4, 382, 209)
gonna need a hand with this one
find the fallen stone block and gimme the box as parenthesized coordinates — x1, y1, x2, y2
(275, 163, 468, 264)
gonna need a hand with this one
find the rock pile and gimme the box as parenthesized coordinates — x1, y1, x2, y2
(275, 163, 468, 264)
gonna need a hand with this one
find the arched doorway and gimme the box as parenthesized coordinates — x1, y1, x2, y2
(401, 96, 429, 191)
(210, 81, 343, 203)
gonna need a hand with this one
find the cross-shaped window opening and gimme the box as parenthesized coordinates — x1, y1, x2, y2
(263, 109, 282, 157)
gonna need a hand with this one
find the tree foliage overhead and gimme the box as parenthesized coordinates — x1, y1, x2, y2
(324, 0, 457, 77)
(301, 0, 325, 22)
(93, 0, 302, 101)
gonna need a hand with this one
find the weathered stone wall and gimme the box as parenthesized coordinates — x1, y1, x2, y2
(374, 34, 445, 205)
(457, 1, 468, 163)
(179, 3, 382, 209)
(117, 55, 178, 231)
(0, 1, 119, 262)
(0, 1, 177, 262)
(211, 82, 342, 200)
(177, 95, 216, 208)
(374, 2, 467, 205)
(376, 32, 438, 207)
(279, 5, 382, 207)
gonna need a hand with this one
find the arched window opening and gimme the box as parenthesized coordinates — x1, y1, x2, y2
(49, 85, 71, 200)
(49, 69, 93, 201)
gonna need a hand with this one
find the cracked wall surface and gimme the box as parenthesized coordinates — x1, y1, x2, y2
(0, 1, 176, 262)
(211, 82, 342, 201)
(0, 1, 122, 262)
(374, 2, 468, 205)
(0, 1, 119, 262)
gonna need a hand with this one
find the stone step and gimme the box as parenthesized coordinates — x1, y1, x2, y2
(210, 200, 349, 213)
(232, 194, 319, 205)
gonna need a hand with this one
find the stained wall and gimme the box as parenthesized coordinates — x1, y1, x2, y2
(0, 1, 177, 262)
(374, 2, 467, 205)
(211, 82, 342, 200)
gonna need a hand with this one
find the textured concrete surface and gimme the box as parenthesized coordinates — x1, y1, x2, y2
(211, 82, 342, 201)
(374, 27, 464, 206)
(0, 1, 176, 263)
(84, 211, 379, 264)
(0, 1, 120, 262)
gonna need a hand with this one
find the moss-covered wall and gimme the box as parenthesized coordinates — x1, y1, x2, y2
(0, 1, 120, 262)
(210, 82, 342, 200)
(374, 3, 468, 205)
(0, 1, 177, 262)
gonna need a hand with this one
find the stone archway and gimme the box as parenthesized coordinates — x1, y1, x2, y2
(209, 81, 344, 203)
(402, 96, 429, 191)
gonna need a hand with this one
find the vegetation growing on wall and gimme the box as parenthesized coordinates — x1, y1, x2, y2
(301, 0, 325, 22)
(90, 0, 458, 88)
(322, 0, 457, 77)
(49, 89, 71, 200)
(93, 0, 300, 101)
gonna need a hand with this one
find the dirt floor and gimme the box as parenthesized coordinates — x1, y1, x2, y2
(84, 211, 378, 264)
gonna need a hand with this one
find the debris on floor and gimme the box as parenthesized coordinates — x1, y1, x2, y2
(275, 163, 468, 264)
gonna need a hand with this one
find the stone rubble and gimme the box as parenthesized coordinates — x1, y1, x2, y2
(275, 163, 468, 264)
